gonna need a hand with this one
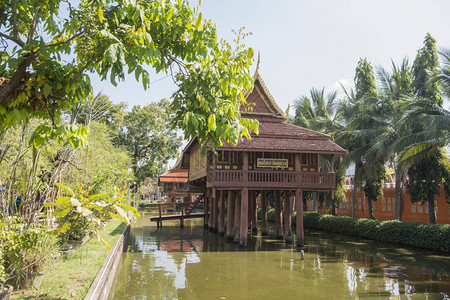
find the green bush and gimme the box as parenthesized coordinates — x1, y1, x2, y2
(258, 208, 450, 252)
(303, 212, 450, 253)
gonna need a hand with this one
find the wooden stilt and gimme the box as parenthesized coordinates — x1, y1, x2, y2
(284, 190, 292, 242)
(233, 191, 241, 243)
(296, 188, 304, 247)
(240, 187, 249, 247)
(219, 190, 225, 234)
(212, 188, 218, 231)
(208, 192, 213, 228)
(180, 207, 184, 228)
(248, 190, 253, 229)
(226, 190, 235, 239)
(261, 191, 268, 235)
(204, 192, 209, 228)
(274, 190, 283, 239)
(251, 191, 257, 233)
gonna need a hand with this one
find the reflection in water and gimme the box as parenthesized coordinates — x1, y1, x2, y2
(109, 213, 450, 299)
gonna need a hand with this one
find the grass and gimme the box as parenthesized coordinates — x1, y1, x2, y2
(12, 219, 125, 300)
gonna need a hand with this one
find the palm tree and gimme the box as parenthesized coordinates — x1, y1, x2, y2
(293, 87, 341, 133)
(375, 58, 413, 220)
(292, 87, 345, 214)
(337, 58, 379, 218)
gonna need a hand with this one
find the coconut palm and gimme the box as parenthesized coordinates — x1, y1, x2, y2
(293, 87, 341, 133)
(375, 58, 413, 220)
(292, 87, 345, 214)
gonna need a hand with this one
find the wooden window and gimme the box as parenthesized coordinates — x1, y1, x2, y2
(411, 206, 416, 213)
(418, 206, 423, 214)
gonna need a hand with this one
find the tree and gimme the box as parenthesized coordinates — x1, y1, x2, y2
(404, 33, 448, 223)
(376, 58, 413, 220)
(63, 121, 133, 195)
(411, 33, 443, 106)
(406, 149, 450, 224)
(293, 87, 340, 133)
(292, 87, 345, 214)
(0, 0, 257, 152)
(338, 58, 379, 218)
(114, 99, 181, 185)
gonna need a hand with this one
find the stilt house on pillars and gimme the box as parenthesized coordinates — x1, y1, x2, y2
(182, 71, 345, 247)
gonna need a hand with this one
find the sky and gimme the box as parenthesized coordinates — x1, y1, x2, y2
(91, 0, 450, 116)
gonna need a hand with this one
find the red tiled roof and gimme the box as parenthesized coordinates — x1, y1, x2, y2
(218, 121, 345, 154)
(220, 136, 345, 153)
(159, 169, 189, 183)
(257, 121, 328, 138)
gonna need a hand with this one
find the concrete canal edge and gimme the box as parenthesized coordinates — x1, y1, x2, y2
(84, 222, 132, 300)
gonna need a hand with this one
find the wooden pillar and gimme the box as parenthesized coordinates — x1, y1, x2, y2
(204, 191, 208, 228)
(240, 187, 249, 246)
(226, 190, 235, 239)
(312, 192, 317, 212)
(248, 190, 253, 229)
(330, 154, 335, 172)
(208, 191, 213, 228)
(219, 190, 225, 234)
(284, 190, 292, 242)
(251, 191, 257, 232)
(212, 187, 218, 231)
(233, 191, 241, 243)
(296, 188, 304, 247)
(239, 151, 249, 246)
(274, 190, 283, 239)
(261, 191, 268, 235)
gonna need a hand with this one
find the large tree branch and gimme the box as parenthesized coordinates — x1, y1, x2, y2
(69, 55, 96, 86)
(11, 0, 18, 38)
(0, 32, 24, 47)
(47, 31, 84, 48)
(0, 51, 37, 104)
(27, 7, 41, 44)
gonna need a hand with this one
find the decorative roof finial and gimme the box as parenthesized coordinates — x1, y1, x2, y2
(255, 51, 261, 74)
(285, 104, 290, 118)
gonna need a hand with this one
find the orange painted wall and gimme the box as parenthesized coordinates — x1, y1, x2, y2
(307, 187, 450, 224)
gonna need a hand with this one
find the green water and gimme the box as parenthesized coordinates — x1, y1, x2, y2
(109, 213, 450, 299)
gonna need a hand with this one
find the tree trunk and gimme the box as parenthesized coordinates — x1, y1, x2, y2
(429, 200, 436, 224)
(393, 167, 402, 220)
(350, 165, 358, 218)
(367, 198, 374, 219)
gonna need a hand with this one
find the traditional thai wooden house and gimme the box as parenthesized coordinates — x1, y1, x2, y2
(181, 70, 346, 247)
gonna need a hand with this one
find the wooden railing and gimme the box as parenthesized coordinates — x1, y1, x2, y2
(209, 170, 335, 189)
(248, 170, 297, 183)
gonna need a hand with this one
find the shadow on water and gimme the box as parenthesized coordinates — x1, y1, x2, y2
(109, 212, 450, 300)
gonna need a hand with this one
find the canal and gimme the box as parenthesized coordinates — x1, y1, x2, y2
(109, 213, 450, 299)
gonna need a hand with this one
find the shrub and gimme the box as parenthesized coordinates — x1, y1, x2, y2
(0, 217, 58, 288)
(303, 212, 450, 253)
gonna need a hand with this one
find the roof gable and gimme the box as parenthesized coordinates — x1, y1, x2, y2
(241, 72, 287, 120)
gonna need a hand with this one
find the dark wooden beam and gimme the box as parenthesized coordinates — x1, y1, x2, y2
(226, 190, 235, 239)
(261, 191, 268, 235)
(240, 187, 249, 247)
(219, 190, 225, 234)
(296, 188, 304, 247)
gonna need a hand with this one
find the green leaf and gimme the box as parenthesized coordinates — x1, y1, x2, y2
(43, 83, 51, 97)
(98, 7, 104, 23)
(208, 114, 216, 131)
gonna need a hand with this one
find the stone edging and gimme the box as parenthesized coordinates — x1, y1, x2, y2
(84, 223, 131, 300)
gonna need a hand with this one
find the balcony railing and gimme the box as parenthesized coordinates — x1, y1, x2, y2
(208, 170, 335, 189)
